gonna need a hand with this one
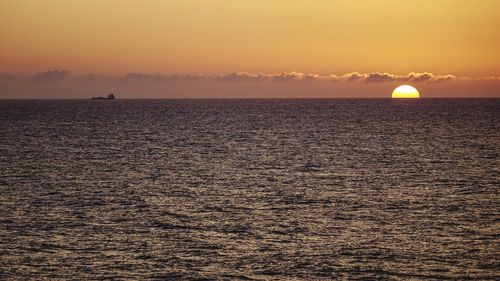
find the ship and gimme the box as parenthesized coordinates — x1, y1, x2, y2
(91, 93, 116, 100)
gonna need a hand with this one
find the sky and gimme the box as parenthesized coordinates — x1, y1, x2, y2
(1, 0, 499, 98)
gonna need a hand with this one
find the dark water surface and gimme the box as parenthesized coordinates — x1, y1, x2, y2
(0, 99, 498, 280)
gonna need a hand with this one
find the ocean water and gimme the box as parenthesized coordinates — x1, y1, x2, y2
(0, 99, 498, 280)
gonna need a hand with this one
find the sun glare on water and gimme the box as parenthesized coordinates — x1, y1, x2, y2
(392, 85, 420, 99)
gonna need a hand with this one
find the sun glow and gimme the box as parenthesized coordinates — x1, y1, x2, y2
(392, 85, 420, 99)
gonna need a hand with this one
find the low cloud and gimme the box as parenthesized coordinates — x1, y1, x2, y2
(119, 71, 333, 83)
(1, 70, 499, 98)
(1, 70, 496, 86)
(405, 72, 456, 83)
(326, 74, 340, 82)
(212, 71, 324, 82)
(270, 71, 317, 82)
(80, 74, 114, 82)
(122, 72, 207, 82)
(365, 72, 394, 83)
(361, 72, 458, 83)
(212, 72, 267, 82)
(342, 72, 368, 82)
(406, 72, 432, 82)
(431, 74, 456, 83)
(114, 71, 464, 84)
(32, 70, 70, 83)
(122, 72, 180, 82)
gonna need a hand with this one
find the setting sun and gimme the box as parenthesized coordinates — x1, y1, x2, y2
(392, 85, 420, 99)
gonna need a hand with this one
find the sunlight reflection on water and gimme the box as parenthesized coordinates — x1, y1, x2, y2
(0, 99, 498, 280)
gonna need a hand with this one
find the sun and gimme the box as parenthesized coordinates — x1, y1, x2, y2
(392, 85, 420, 99)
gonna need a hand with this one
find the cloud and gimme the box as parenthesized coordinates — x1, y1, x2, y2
(80, 74, 114, 82)
(31, 70, 70, 83)
(326, 74, 340, 82)
(211, 71, 339, 82)
(359, 72, 458, 83)
(212, 72, 267, 82)
(405, 72, 456, 83)
(1, 70, 499, 98)
(121, 72, 207, 82)
(270, 71, 312, 82)
(406, 72, 432, 82)
(91, 71, 465, 84)
(365, 72, 396, 83)
(431, 74, 456, 83)
(1, 70, 492, 87)
(122, 72, 180, 82)
(342, 72, 368, 82)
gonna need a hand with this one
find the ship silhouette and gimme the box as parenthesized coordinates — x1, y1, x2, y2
(91, 93, 116, 100)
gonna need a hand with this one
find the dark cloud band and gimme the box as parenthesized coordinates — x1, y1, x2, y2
(3, 70, 496, 85)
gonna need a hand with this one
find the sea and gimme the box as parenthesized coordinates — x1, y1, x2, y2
(0, 99, 498, 280)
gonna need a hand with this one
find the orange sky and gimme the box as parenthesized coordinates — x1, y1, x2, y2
(1, 0, 499, 98)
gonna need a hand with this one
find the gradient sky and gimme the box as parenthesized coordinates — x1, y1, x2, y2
(1, 0, 499, 98)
